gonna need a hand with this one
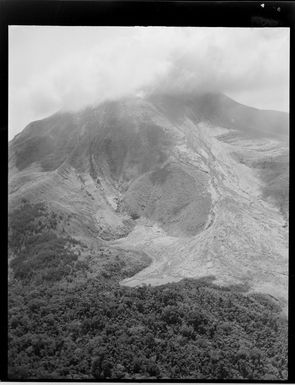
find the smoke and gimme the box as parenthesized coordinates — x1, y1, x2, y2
(9, 27, 289, 139)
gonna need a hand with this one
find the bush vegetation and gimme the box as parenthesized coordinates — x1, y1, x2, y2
(8, 202, 288, 380)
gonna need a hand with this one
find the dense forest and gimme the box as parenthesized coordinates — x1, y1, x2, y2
(8, 201, 288, 380)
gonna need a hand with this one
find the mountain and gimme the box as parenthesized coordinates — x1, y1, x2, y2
(8, 92, 289, 308)
(8, 92, 289, 380)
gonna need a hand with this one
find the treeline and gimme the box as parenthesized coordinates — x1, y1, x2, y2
(8, 202, 288, 380)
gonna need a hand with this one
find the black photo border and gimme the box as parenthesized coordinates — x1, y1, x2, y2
(0, 1, 294, 383)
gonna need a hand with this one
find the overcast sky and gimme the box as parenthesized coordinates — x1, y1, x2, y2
(9, 26, 289, 140)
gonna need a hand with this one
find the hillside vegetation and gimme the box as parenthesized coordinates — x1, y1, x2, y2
(8, 202, 287, 380)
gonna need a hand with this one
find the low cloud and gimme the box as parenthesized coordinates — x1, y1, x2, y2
(9, 27, 289, 139)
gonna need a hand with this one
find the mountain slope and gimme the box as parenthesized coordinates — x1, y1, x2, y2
(8, 92, 289, 311)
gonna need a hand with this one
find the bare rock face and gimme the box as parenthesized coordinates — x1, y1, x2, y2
(8, 92, 289, 310)
(123, 163, 211, 236)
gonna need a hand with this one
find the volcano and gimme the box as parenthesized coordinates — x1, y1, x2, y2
(8, 92, 289, 310)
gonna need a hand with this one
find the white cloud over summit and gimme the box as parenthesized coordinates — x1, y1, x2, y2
(9, 27, 289, 139)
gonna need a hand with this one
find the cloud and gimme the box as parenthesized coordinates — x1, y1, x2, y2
(148, 28, 289, 96)
(9, 27, 289, 139)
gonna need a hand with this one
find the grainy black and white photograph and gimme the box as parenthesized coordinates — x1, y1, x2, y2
(8, 25, 289, 380)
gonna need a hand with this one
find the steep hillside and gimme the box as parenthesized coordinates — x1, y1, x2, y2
(148, 92, 289, 141)
(8, 92, 289, 310)
(123, 163, 211, 236)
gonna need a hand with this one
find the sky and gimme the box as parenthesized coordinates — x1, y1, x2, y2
(9, 26, 289, 140)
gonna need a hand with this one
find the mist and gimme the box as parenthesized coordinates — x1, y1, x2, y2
(9, 27, 289, 139)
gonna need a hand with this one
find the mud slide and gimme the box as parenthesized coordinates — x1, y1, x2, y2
(111, 121, 288, 312)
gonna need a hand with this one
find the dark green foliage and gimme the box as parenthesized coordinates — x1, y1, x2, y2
(8, 201, 287, 380)
(11, 231, 78, 283)
(9, 200, 48, 254)
(9, 201, 80, 283)
(91, 350, 108, 379)
(8, 274, 287, 380)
